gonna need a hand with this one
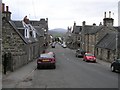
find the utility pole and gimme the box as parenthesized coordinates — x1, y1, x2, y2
(115, 32, 118, 59)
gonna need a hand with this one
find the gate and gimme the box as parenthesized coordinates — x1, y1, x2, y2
(2, 52, 13, 74)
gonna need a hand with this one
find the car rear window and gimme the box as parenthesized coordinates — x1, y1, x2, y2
(85, 53, 94, 56)
(117, 59, 120, 63)
(40, 54, 54, 58)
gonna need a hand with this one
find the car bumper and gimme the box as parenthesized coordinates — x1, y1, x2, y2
(77, 54, 83, 57)
(37, 62, 55, 67)
(86, 59, 96, 62)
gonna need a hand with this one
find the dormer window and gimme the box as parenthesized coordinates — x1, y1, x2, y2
(30, 31, 33, 37)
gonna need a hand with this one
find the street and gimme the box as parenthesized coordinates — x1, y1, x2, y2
(3, 43, 119, 88)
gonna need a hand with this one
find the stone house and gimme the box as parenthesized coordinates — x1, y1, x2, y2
(13, 16, 40, 61)
(2, 4, 28, 71)
(95, 32, 120, 62)
(2, 3, 47, 72)
(65, 26, 73, 48)
(81, 11, 119, 62)
(66, 11, 119, 62)
(30, 18, 50, 50)
(66, 22, 82, 49)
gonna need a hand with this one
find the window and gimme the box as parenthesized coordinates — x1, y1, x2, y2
(107, 51, 110, 59)
(30, 31, 32, 37)
(25, 28, 27, 37)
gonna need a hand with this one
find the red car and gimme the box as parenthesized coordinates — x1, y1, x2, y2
(83, 53, 96, 62)
(37, 53, 56, 69)
(47, 52, 55, 58)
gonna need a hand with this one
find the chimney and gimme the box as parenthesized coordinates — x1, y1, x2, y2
(74, 21, 76, 26)
(109, 11, 111, 18)
(6, 6, 9, 12)
(104, 12, 106, 18)
(93, 23, 96, 26)
(23, 16, 30, 24)
(2, 3, 5, 12)
(46, 18, 48, 22)
(82, 21, 86, 26)
(99, 22, 102, 26)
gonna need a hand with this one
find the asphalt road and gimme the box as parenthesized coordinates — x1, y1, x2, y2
(21, 43, 118, 88)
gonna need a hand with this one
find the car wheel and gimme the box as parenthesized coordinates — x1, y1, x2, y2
(53, 65, 56, 69)
(111, 66, 115, 72)
(37, 66, 39, 69)
(84, 59, 87, 62)
(76, 55, 78, 57)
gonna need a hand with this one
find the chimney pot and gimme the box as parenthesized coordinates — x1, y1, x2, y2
(2, 3, 5, 12)
(6, 6, 9, 12)
(109, 11, 111, 18)
(99, 22, 102, 26)
(82, 21, 86, 26)
(93, 23, 96, 26)
(104, 12, 106, 18)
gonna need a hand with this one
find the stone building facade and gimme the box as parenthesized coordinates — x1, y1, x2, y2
(65, 22, 82, 49)
(66, 11, 120, 62)
(2, 3, 49, 72)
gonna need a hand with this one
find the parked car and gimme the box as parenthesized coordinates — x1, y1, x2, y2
(111, 59, 120, 72)
(37, 53, 56, 69)
(75, 48, 86, 58)
(51, 42, 56, 48)
(83, 53, 96, 62)
(62, 43, 67, 48)
(62, 42, 67, 48)
(48, 52, 55, 58)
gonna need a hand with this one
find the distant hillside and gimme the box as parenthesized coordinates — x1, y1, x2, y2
(48, 28, 67, 37)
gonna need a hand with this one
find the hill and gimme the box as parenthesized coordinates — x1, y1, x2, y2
(48, 28, 67, 37)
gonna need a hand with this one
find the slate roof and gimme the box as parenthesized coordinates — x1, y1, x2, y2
(89, 26, 104, 34)
(13, 21, 24, 29)
(30, 19, 47, 30)
(96, 33, 120, 50)
(115, 26, 120, 32)
(3, 19, 28, 44)
(81, 25, 93, 34)
(72, 26, 82, 34)
(29, 21, 40, 26)
(34, 26, 44, 36)
(12, 20, 38, 43)
(81, 25, 118, 35)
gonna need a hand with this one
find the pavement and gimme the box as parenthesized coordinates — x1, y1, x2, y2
(97, 59, 111, 68)
(2, 59, 37, 88)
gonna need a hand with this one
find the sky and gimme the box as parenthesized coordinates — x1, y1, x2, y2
(2, 0, 120, 30)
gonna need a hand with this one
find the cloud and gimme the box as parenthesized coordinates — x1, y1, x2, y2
(2, 0, 119, 29)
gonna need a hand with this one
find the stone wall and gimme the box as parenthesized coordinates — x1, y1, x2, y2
(95, 48, 115, 63)
(2, 18, 32, 72)
(11, 52, 27, 71)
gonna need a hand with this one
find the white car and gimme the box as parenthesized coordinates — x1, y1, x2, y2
(62, 42, 67, 48)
